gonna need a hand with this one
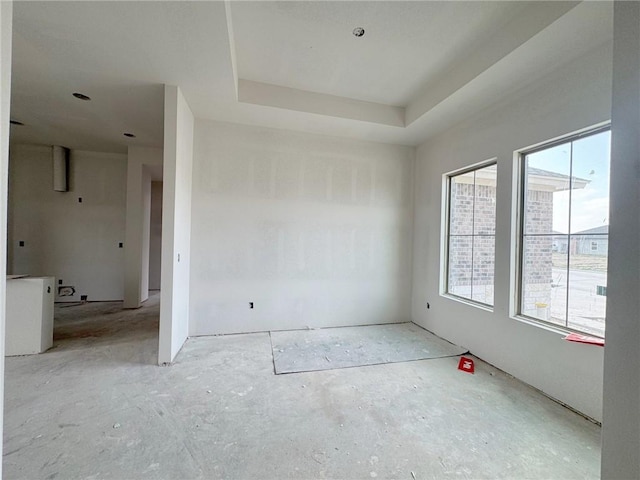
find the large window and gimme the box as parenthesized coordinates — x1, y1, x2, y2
(445, 163, 497, 307)
(518, 127, 610, 337)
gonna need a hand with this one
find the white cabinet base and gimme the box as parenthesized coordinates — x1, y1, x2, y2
(6, 276, 55, 356)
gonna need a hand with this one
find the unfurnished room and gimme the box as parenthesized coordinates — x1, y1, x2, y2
(0, 1, 639, 479)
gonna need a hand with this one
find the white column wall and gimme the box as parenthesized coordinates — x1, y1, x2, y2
(0, 1, 12, 474)
(601, 2, 640, 478)
(123, 146, 162, 308)
(158, 85, 194, 364)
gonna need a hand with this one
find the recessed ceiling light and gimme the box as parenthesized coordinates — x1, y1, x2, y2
(353, 27, 365, 37)
(10, 120, 24, 126)
(72, 92, 91, 101)
(123, 133, 136, 138)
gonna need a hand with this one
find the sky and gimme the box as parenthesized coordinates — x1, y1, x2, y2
(527, 130, 611, 235)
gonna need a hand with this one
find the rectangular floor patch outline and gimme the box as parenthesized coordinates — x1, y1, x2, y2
(270, 322, 468, 374)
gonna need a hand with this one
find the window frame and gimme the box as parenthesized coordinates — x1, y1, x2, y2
(442, 159, 498, 309)
(514, 124, 610, 337)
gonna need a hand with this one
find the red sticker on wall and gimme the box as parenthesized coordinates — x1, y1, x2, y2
(458, 356, 475, 374)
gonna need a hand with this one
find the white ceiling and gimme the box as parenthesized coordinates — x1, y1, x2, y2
(9, 1, 613, 154)
(10, 1, 235, 153)
(231, 1, 529, 107)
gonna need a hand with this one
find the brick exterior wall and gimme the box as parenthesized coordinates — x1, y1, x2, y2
(448, 177, 553, 311)
(525, 190, 554, 234)
(450, 182, 474, 235)
(448, 179, 496, 304)
(522, 189, 553, 315)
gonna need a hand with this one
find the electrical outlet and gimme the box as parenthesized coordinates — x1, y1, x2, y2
(249, 302, 254, 309)
(19, 241, 24, 247)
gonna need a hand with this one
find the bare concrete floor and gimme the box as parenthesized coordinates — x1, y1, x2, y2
(4, 294, 601, 479)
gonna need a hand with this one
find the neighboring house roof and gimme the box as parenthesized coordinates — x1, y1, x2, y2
(528, 167, 590, 184)
(551, 226, 608, 237)
(527, 167, 590, 192)
(456, 166, 589, 191)
(527, 167, 590, 193)
(575, 225, 608, 235)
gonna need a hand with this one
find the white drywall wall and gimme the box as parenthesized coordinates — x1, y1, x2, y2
(8, 145, 127, 302)
(412, 43, 612, 422)
(149, 181, 162, 290)
(158, 85, 194, 364)
(238, 79, 405, 127)
(601, 3, 640, 478)
(123, 147, 162, 308)
(190, 120, 414, 335)
(0, 1, 12, 473)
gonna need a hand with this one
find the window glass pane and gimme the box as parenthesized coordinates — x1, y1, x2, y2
(473, 164, 497, 235)
(447, 164, 495, 307)
(472, 235, 495, 305)
(520, 127, 610, 335)
(448, 235, 472, 300)
(524, 142, 571, 235)
(449, 171, 474, 235)
(521, 236, 566, 326)
(569, 130, 611, 234)
(566, 234, 607, 337)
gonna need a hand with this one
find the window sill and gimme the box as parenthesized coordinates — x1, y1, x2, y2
(511, 314, 605, 340)
(441, 293, 494, 313)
